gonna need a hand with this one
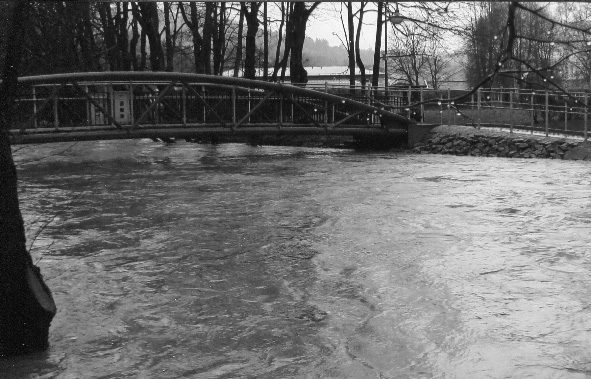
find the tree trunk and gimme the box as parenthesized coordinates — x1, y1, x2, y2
(164, 2, 174, 72)
(179, 2, 205, 74)
(288, 2, 320, 84)
(233, 7, 244, 77)
(116, 2, 132, 71)
(136, 2, 164, 71)
(98, 3, 120, 70)
(243, 2, 261, 80)
(263, 2, 268, 80)
(139, 27, 147, 71)
(271, 2, 285, 82)
(347, 2, 356, 89)
(213, 2, 226, 75)
(202, 2, 215, 75)
(355, 2, 367, 89)
(371, 2, 383, 88)
(74, 1, 98, 72)
(0, 0, 56, 357)
(130, 15, 140, 71)
(279, 3, 293, 82)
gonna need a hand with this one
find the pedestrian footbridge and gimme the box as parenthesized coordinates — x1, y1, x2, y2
(8, 72, 429, 147)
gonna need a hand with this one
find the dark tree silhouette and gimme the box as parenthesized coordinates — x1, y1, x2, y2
(0, 0, 56, 357)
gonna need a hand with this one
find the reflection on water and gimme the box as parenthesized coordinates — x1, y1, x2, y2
(3, 140, 591, 378)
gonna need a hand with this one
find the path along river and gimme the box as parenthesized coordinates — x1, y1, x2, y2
(3, 140, 591, 378)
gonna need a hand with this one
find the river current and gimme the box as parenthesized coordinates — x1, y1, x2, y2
(3, 140, 591, 378)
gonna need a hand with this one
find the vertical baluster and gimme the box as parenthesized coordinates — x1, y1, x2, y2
(564, 101, 568, 131)
(545, 90, 549, 137)
(530, 92, 534, 134)
(202, 85, 206, 123)
(53, 85, 59, 129)
(32, 86, 38, 129)
(584, 93, 588, 141)
(129, 81, 134, 127)
(279, 92, 283, 128)
(232, 86, 237, 125)
(181, 83, 186, 126)
(509, 89, 514, 133)
(420, 86, 424, 123)
(447, 88, 451, 126)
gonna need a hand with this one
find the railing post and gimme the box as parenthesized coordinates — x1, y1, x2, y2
(84, 85, 89, 125)
(109, 83, 114, 124)
(129, 81, 134, 127)
(332, 104, 335, 124)
(509, 89, 514, 133)
(279, 92, 283, 128)
(447, 88, 451, 126)
(545, 90, 549, 137)
(471, 92, 474, 124)
(181, 83, 186, 126)
(407, 86, 412, 119)
(564, 100, 568, 131)
(53, 85, 59, 129)
(585, 93, 588, 141)
(477, 88, 481, 129)
(439, 93, 443, 125)
(420, 86, 424, 123)
(248, 89, 251, 123)
(232, 86, 237, 124)
(32, 86, 38, 129)
(202, 85, 206, 123)
(530, 92, 534, 134)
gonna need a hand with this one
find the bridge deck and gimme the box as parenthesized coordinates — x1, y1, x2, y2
(7, 72, 414, 145)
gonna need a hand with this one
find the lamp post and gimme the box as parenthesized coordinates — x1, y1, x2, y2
(384, 3, 405, 94)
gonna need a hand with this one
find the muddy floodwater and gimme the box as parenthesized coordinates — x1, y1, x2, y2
(3, 140, 591, 378)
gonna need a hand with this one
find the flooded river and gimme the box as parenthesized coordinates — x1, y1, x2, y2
(3, 140, 591, 378)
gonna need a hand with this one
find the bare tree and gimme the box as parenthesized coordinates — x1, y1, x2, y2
(388, 22, 430, 86)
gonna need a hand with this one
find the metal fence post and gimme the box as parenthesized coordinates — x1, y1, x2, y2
(232, 86, 237, 124)
(279, 92, 283, 127)
(447, 88, 451, 126)
(564, 101, 568, 131)
(129, 81, 134, 127)
(477, 88, 481, 129)
(420, 86, 424, 122)
(530, 92, 534, 134)
(407, 86, 412, 119)
(545, 90, 549, 137)
(32, 86, 38, 129)
(509, 89, 514, 133)
(181, 83, 186, 126)
(203, 85, 206, 123)
(53, 85, 59, 129)
(585, 93, 588, 141)
(109, 83, 114, 124)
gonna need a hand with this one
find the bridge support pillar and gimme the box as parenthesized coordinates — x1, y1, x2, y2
(407, 124, 438, 148)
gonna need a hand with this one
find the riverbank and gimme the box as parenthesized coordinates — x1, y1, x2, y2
(412, 125, 591, 160)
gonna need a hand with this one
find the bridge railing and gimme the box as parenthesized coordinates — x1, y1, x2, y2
(8, 72, 412, 143)
(314, 83, 590, 140)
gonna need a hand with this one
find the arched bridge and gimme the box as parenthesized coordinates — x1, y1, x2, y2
(8, 72, 425, 147)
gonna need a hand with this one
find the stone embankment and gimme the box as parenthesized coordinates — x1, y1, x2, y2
(412, 125, 591, 161)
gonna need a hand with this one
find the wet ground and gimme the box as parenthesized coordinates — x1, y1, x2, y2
(3, 140, 591, 378)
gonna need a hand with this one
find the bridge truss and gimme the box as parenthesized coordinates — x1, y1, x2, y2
(8, 72, 414, 145)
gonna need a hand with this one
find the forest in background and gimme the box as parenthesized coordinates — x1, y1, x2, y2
(0, 2, 591, 90)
